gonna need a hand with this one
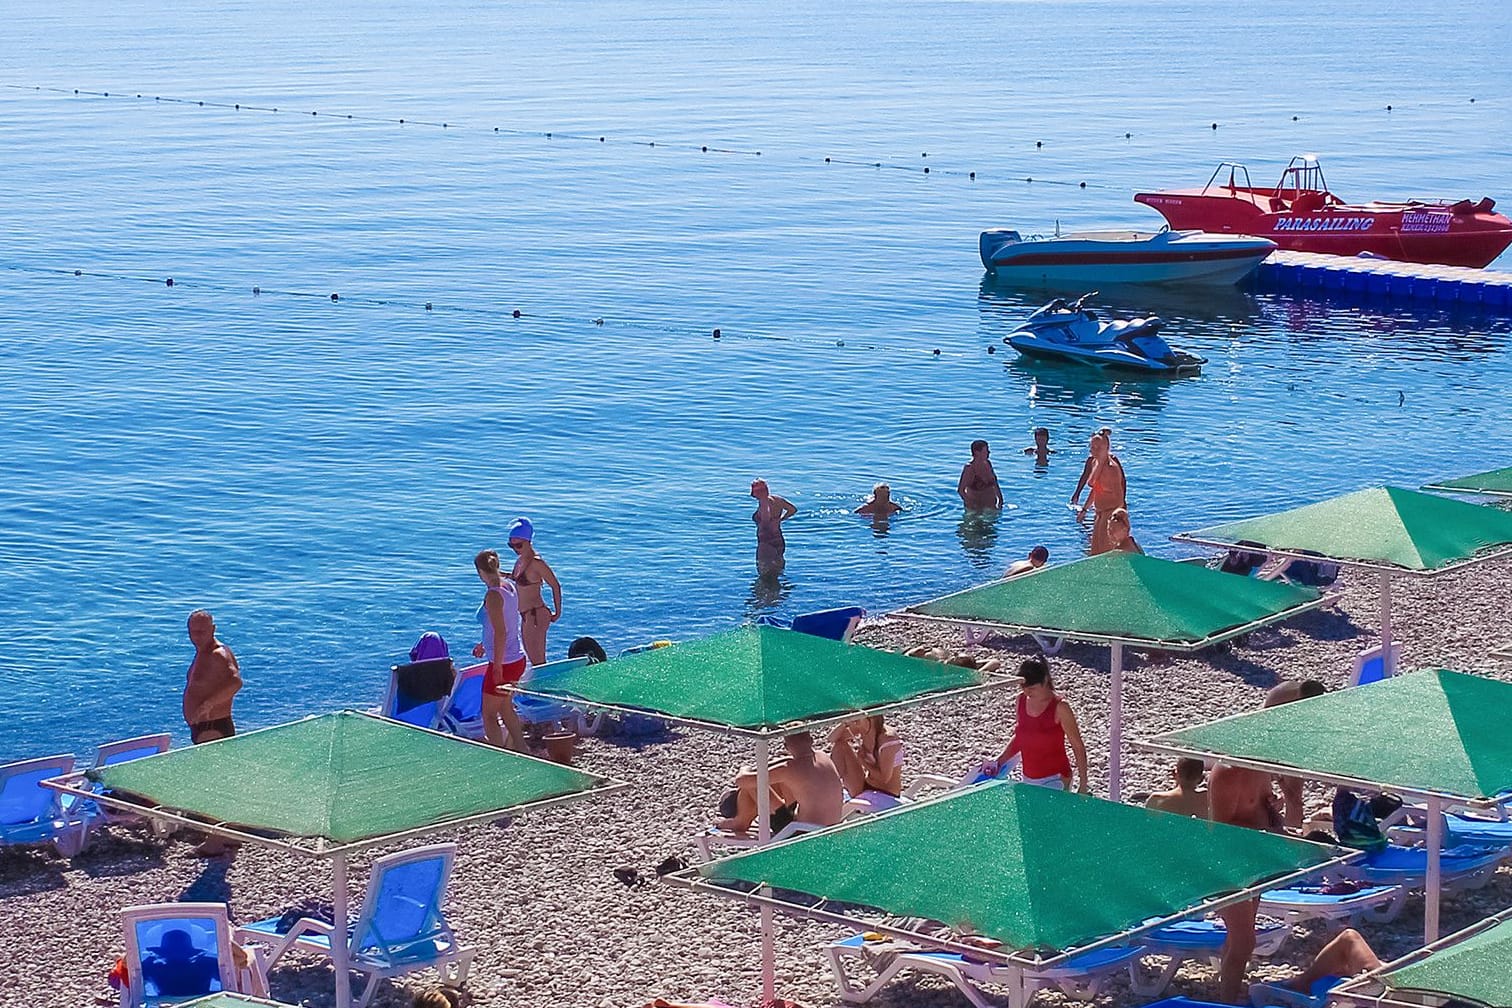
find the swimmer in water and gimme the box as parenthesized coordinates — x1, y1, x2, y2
(1023, 427, 1053, 466)
(856, 483, 903, 518)
(751, 479, 797, 577)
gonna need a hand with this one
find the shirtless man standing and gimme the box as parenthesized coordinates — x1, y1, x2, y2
(1210, 760, 1286, 1003)
(184, 610, 242, 744)
(717, 732, 844, 835)
(957, 440, 1003, 511)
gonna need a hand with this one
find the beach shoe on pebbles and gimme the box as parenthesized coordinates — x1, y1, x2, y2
(612, 866, 644, 888)
(654, 855, 690, 877)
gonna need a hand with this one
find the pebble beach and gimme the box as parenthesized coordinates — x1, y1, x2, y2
(6, 555, 1512, 1008)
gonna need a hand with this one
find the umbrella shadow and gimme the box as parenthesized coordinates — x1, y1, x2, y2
(73, 830, 168, 879)
(0, 849, 68, 896)
(589, 719, 683, 751)
(179, 859, 232, 904)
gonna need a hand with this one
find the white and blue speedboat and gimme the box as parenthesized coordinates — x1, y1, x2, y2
(1004, 293, 1205, 376)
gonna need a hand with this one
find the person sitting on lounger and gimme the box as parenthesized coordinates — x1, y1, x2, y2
(1145, 758, 1209, 818)
(830, 715, 905, 810)
(141, 928, 221, 998)
(716, 731, 844, 835)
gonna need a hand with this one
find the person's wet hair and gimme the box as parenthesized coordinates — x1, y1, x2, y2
(1299, 679, 1326, 699)
(567, 636, 608, 664)
(970, 439, 989, 453)
(1029, 545, 1049, 564)
(1176, 758, 1205, 784)
(1033, 427, 1049, 438)
(1020, 655, 1050, 686)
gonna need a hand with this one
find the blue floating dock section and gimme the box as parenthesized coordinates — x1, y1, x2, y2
(1252, 251, 1512, 313)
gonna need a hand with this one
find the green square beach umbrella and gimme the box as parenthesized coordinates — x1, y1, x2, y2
(1423, 465, 1512, 500)
(48, 712, 625, 1008)
(897, 551, 1322, 800)
(1174, 486, 1512, 670)
(514, 623, 1011, 1004)
(672, 782, 1352, 980)
(1140, 669, 1512, 943)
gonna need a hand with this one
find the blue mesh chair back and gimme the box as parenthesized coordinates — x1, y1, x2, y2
(385, 658, 456, 728)
(0, 754, 72, 828)
(440, 665, 486, 736)
(134, 916, 225, 1000)
(353, 847, 453, 963)
(95, 734, 172, 769)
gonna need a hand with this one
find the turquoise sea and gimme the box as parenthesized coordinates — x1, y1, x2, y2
(2, 1, 1510, 758)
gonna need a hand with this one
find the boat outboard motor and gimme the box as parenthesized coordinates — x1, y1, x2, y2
(979, 229, 1022, 270)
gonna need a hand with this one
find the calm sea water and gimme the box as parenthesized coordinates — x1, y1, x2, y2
(2, 1, 1510, 758)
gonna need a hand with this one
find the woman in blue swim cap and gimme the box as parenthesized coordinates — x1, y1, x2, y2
(506, 517, 562, 666)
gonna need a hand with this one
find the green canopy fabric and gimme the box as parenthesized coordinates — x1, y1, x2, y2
(1146, 669, 1512, 802)
(905, 551, 1320, 647)
(1385, 915, 1512, 1006)
(517, 625, 984, 732)
(1424, 465, 1512, 500)
(90, 711, 612, 847)
(1179, 486, 1512, 572)
(700, 782, 1338, 955)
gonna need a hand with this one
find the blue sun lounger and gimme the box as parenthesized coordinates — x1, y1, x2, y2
(1259, 882, 1406, 925)
(1356, 842, 1503, 890)
(1131, 917, 1288, 998)
(0, 753, 90, 857)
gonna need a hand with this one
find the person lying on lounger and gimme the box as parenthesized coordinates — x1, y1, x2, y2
(716, 731, 844, 835)
(830, 715, 905, 810)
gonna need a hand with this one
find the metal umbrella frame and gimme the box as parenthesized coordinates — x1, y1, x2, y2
(45, 712, 629, 1008)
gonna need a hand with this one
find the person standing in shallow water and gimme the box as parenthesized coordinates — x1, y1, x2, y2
(1078, 432, 1127, 554)
(957, 439, 1003, 511)
(184, 609, 241, 745)
(751, 479, 797, 576)
(506, 517, 561, 666)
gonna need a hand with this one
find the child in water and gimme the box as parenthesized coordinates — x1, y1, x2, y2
(1023, 427, 1054, 466)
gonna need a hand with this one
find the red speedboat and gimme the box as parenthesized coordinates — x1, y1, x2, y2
(1135, 156, 1512, 268)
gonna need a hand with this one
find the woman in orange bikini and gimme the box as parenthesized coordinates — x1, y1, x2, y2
(1078, 433, 1127, 554)
(506, 517, 562, 667)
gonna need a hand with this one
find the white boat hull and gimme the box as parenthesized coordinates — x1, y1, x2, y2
(980, 229, 1275, 286)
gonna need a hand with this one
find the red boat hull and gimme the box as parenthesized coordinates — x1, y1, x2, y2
(1135, 190, 1512, 269)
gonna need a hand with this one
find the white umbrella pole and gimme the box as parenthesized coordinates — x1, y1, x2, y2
(1379, 571, 1394, 661)
(1425, 795, 1443, 943)
(332, 851, 353, 1008)
(756, 737, 776, 1006)
(1109, 643, 1124, 802)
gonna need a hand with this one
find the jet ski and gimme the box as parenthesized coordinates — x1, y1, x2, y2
(1004, 293, 1205, 376)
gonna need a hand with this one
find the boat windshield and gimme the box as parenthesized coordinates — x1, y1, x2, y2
(1274, 155, 1330, 199)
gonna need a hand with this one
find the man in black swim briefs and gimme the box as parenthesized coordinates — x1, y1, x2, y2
(185, 609, 242, 745)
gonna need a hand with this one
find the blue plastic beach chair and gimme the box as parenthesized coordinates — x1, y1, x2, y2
(237, 843, 473, 1008)
(0, 753, 89, 857)
(381, 658, 457, 730)
(62, 734, 172, 829)
(437, 663, 487, 740)
(791, 606, 866, 643)
(121, 901, 265, 1007)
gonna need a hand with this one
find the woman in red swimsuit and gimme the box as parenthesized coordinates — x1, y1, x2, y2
(982, 657, 1089, 793)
